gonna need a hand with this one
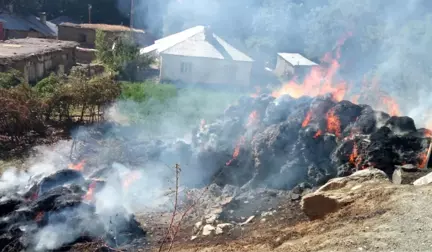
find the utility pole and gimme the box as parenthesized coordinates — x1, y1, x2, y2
(130, 0, 134, 28)
(88, 4, 92, 24)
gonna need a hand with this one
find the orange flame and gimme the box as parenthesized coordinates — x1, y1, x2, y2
(418, 152, 428, 169)
(250, 87, 261, 98)
(246, 110, 259, 127)
(123, 171, 142, 189)
(349, 142, 358, 165)
(68, 160, 86, 172)
(82, 181, 97, 202)
(302, 111, 312, 128)
(326, 109, 341, 138)
(35, 212, 44, 222)
(380, 95, 400, 116)
(314, 130, 322, 139)
(272, 33, 351, 101)
(226, 136, 246, 166)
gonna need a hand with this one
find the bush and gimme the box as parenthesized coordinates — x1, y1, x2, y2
(120, 81, 177, 102)
(0, 69, 24, 89)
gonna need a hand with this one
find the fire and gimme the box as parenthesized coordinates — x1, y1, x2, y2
(326, 108, 341, 138)
(35, 212, 44, 222)
(349, 142, 358, 165)
(226, 136, 246, 166)
(380, 95, 400, 116)
(246, 110, 259, 127)
(68, 160, 86, 172)
(123, 170, 142, 189)
(82, 181, 97, 202)
(250, 87, 261, 98)
(272, 33, 351, 101)
(302, 111, 312, 128)
(313, 130, 322, 138)
(418, 152, 428, 169)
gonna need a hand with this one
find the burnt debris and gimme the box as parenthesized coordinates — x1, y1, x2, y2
(0, 168, 146, 252)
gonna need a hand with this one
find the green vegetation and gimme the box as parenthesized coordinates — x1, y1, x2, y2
(95, 30, 154, 81)
(0, 69, 24, 89)
(117, 81, 242, 137)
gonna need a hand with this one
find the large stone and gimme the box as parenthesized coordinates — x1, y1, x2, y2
(202, 224, 216, 236)
(215, 223, 233, 235)
(301, 194, 346, 220)
(317, 168, 388, 193)
(392, 167, 429, 185)
(413, 171, 432, 186)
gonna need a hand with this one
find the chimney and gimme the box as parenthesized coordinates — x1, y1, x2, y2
(39, 12, 47, 25)
(8, 4, 13, 13)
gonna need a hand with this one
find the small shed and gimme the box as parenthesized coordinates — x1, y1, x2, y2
(274, 53, 318, 77)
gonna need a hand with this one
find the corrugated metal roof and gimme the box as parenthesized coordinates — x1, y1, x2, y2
(278, 53, 318, 66)
(0, 12, 57, 36)
(141, 26, 253, 62)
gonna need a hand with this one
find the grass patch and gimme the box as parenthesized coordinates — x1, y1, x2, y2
(117, 81, 243, 138)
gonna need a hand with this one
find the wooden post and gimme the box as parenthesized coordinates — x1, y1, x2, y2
(88, 4, 92, 24)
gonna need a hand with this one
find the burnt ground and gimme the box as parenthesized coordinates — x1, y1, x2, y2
(123, 180, 432, 252)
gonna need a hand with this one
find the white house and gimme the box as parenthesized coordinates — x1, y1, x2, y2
(140, 26, 254, 86)
(274, 53, 318, 77)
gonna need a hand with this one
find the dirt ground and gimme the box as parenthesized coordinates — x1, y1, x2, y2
(137, 179, 432, 252)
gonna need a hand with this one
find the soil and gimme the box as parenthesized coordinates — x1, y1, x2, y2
(133, 181, 432, 252)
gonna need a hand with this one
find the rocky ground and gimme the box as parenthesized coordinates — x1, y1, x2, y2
(132, 168, 432, 252)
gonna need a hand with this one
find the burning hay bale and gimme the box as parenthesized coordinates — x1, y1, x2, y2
(193, 93, 432, 190)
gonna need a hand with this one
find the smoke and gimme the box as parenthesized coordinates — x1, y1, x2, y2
(121, 0, 432, 127)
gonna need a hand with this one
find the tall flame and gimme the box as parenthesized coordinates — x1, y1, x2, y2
(246, 110, 259, 127)
(326, 108, 341, 138)
(82, 181, 97, 202)
(123, 170, 142, 189)
(272, 33, 351, 101)
(302, 111, 313, 128)
(226, 136, 246, 166)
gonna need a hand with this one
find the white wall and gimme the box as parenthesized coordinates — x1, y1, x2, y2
(159, 54, 252, 86)
(274, 55, 295, 77)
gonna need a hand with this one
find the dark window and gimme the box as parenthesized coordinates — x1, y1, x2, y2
(180, 62, 192, 73)
(78, 33, 86, 43)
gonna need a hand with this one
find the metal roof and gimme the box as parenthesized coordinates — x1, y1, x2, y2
(278, 53, 318, 66)
(141, 26, 253, 62)
(0, 12, 57, 37)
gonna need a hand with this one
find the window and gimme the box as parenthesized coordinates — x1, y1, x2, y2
(180, 62, 192, 73)
(78, 33, 87, 43)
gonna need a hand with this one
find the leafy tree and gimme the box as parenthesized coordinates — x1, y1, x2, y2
(95, 29, 154, 81)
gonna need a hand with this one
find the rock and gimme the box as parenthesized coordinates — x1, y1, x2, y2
(215, 223, 233, 235)
(192, 221, 203, 235)
(349, 168, 389, 181)
(392, 167, 429, 185)
(317, 168, 388, 193)
(396, 164, 419, 172)
(239, 216, 255, 226)
(204, 213, 219, 225)
(302, 194, 341, 220)
(413, 171, 432, 186)
(202, 224, 215, 236)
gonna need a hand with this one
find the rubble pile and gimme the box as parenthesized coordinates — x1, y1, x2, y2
(0, 168, 146, 251)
